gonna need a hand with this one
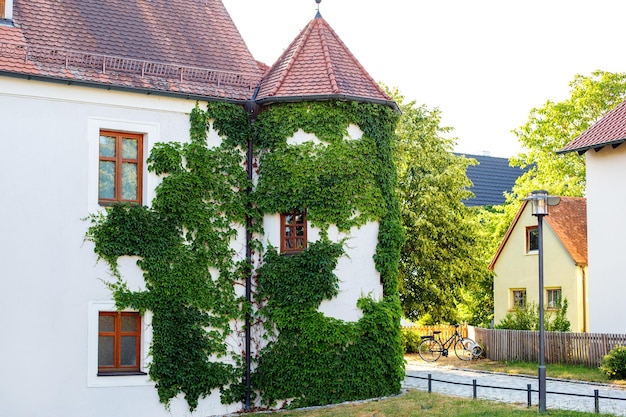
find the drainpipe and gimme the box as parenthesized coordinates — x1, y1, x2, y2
(243, 100, 259, 411)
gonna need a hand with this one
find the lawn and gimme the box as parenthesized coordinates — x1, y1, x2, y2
(243, 389, 616, 416)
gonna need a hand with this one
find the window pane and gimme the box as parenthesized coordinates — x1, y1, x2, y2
(99, 315, 115, 332)
(120, 336, 137, 366)
(99, 161, 116, 199)
(121, 315, 137, 332)
(296, 238, 304, 248)
(295, 226, 304, 236)
(122, 138, 138, 159)
(285, 214, 293, 224)
(98, 336, 114, 366)
(121, 163, 138, 200)
(285, 226, 293, 237)
(99, 135, 116, 157)
(528, 229, 539, 251)
(285, 239, 293, 249)
(295, 213, 304, 224)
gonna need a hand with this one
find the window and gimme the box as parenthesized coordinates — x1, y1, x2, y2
(547, 288, 562, 309)
(98, 312, 142, 374)
(99, 130, 143, 205)
(0, 0, 5, 19)
(512, 289, 526, 309)
(526, 226, 538, 253)
(280, 211, 307, 253)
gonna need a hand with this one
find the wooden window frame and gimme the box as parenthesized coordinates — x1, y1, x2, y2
(526, 226, 539, 253)
(511, 289, 526, 309)
(98, 130, 143, 205)
(280, 211, 307, 253)
(546, 288, 562, 310)
(98, 311, 142, 375)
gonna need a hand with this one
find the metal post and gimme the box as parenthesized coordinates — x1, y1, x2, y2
(428, 374, 432, 393)
(472, 379, 477, 399)
(594, 389, 600, 414)
(538, 214, 546, 413)
(527, 384, 532, 407)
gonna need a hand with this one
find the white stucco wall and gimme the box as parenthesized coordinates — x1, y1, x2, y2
(585, 145, 626, 333)
(492, 204, 585, 331)
(0, 77, 383, 417)
(0, 77, 244, 417)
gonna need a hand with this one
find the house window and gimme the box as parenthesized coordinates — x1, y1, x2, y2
(547, 288, 562, 309)
(512, 289, 526, 309)
(280, 211, 307, 253)
(0, 0, 5, 19)
(99, 130, 143, 205)
(526, 226, 538, 253)
(98, 312, 142, 374)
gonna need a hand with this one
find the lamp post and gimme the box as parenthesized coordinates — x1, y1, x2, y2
(524, 190, 560, 412)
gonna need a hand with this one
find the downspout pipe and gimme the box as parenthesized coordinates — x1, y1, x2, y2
(243, 99, 259, 411)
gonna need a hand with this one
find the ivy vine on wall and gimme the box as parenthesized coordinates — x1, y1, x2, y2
(86, 99, 405, 411)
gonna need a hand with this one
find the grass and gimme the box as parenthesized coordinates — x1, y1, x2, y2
(243, 390, 615, 416)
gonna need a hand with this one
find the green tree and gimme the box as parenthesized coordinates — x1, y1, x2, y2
(483, 71, 626, 252)
(510, 70, 626, 201)
(389, 87, 493, 326)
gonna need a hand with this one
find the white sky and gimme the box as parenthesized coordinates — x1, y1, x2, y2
(222, 0, 626, 158)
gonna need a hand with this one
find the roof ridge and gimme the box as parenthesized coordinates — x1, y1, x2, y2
(266, 20, 315, 97)
(317, 18, 339, 94)
(316, 17, 390, 100)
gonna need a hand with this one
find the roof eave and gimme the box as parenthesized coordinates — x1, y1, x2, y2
(255, 93, 401, 113)
(0, 70, 251, 104)
(557, 138, 626, 155)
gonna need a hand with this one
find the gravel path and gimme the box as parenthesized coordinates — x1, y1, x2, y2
(404, 361, 626, 416)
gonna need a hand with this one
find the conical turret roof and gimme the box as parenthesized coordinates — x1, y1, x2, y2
(256, 13, 397, 110)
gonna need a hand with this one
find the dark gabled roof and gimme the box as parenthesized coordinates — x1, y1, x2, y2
(489, 197, 587, 269)
(255, 13, 397, 111)
(0, 0, 264, 100)
(559, 99, 626, 154)
(456, 153, 529, 206)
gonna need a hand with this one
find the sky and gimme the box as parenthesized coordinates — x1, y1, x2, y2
(222, 0, 626, 158)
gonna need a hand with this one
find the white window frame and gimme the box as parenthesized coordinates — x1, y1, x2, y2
(87, 300, 153, 387)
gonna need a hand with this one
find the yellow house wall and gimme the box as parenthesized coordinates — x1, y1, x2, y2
(493, 205, 586, 332)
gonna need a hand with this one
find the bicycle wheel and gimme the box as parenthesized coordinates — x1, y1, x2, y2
(418, 338, 442, 362)
(454, 337, 477, 361)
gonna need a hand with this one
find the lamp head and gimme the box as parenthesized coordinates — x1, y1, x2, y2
(524, 190, 560, 216)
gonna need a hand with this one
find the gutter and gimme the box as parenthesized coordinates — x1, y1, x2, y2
(255, 93, 401, 114)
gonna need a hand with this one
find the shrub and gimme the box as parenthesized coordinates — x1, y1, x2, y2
(495, 298, 570, 332)
(401, 328, 422, 353)
(600, 345, 626, 380)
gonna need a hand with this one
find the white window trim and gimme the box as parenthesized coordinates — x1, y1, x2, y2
(87, 300, 154, 388)
(87, 117, 159, 213)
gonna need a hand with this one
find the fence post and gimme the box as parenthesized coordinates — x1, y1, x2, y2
(472, 379, 477, 399)
(594, 389, 599, 414)
(428, 374, 432, 393)
(527, 384, 532, 407)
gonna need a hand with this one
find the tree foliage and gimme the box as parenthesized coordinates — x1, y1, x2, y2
(510, 70, 626, 201)
(389, 87, 493, 326)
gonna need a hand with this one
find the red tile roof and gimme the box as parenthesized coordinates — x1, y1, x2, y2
(545, 197, 587, 266)
(559, 99, 626, 154)
(489, 197, 587, 269)
(1, 0, 263, 100)
(1, 1, 398, 110)
(255, 13, 396, 109)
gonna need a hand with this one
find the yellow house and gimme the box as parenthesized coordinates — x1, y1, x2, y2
(490, 197, 588, 332)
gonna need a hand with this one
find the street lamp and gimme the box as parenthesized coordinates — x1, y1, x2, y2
(524, 190, 560, 412)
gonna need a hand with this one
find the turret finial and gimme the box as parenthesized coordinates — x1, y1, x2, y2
(315, 0, 322, 18)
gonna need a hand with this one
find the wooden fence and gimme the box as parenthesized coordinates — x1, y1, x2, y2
(474, 328, 626, 367)
(402, 324, 468, 341)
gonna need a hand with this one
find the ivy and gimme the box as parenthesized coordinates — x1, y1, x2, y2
(86, 99, 404, 412)
(251, 101, 405, 408)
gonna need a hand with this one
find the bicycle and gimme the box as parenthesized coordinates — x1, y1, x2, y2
(417, 324, 483, 362)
